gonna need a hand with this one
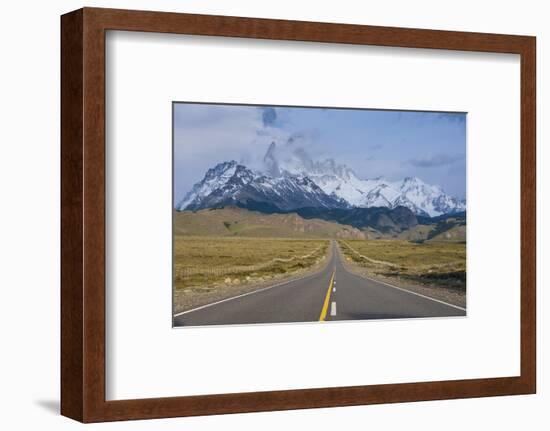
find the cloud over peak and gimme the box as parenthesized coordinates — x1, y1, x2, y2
(261, 107, 277, 127)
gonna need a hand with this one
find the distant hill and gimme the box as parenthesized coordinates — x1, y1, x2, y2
(175, 206, 466, 242)
(398, 212, 466, 242)
(294, 206, 418, 235)
(417, 211, 466, 225)
(174, 207, 366, 239)
(428, 224, 466, 242)
(424, 213, 466, 242)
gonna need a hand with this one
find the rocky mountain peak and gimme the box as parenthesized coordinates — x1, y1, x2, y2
(177, 143, 465, 217)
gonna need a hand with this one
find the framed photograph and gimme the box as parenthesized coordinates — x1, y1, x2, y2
(61, 7, 536, 422)
(172, 102, 468, 327)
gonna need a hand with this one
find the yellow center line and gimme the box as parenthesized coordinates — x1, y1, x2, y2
(319, 268, 336, 321)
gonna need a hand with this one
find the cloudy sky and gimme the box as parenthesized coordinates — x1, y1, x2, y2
(173, 102, 466, 202)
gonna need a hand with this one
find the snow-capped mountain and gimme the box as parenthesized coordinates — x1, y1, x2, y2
(176, 161, 348, 212)
(177, 143, 465, 217)
(395, 176, 465, 217)
(262, 142, 465, 217)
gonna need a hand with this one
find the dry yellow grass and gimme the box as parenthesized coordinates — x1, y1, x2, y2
(174, 236, 329, 291)
(339, 239, 466, 289)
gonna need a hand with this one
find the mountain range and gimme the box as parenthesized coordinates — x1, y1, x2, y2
(176, 142, 466, 217)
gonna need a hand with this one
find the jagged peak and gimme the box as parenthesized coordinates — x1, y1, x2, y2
(216, 160, 239, 168)
(179, 148, 465, 217)
(262, 140, 359, 181)
(402, 176, 423, 184)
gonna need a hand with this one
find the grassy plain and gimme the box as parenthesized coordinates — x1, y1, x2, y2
(339, 239, 466, 290)
(174, 236, 329, 292)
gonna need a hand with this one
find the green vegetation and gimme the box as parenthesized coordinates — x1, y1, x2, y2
(174, 236, 329, 292)
(339, 239, 466, 290)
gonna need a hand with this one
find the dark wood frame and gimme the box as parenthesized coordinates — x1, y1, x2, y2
(61, 7, 536, 423)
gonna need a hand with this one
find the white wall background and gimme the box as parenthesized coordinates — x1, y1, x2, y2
(0, 0, 546, 429)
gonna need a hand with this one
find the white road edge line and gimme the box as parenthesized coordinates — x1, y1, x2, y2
(331, 301, 337, 316)
(174, 270, 322, 317)
(348, 271, 466, 312)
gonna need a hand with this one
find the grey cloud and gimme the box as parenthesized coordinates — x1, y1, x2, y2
(261, 107, 277, 127)
(408, 153, 464, 168)
(436, 113, 466, 123)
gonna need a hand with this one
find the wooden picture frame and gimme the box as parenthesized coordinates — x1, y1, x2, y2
(61, 7, 536, 423)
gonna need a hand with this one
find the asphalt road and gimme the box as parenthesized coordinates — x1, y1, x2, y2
(173, 241, 466, 327)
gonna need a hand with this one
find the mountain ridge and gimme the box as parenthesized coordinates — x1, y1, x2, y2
(174, 206, 367, 239)
(177, 143, 465, 217)
(177, 161, 349, 212)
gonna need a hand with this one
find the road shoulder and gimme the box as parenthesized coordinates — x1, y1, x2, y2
(336, 243, 466, 309)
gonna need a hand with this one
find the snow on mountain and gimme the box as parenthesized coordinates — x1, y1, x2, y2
(264, 141, 374, 206)
(176, 160, 348, 212)
(395, 176, 465, 217)
(261, 142, 465, 216)
(176, 142, 465, 216)
(176, 161, 240, 211)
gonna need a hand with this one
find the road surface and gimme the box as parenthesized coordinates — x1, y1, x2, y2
(173, 241, 466, 327)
